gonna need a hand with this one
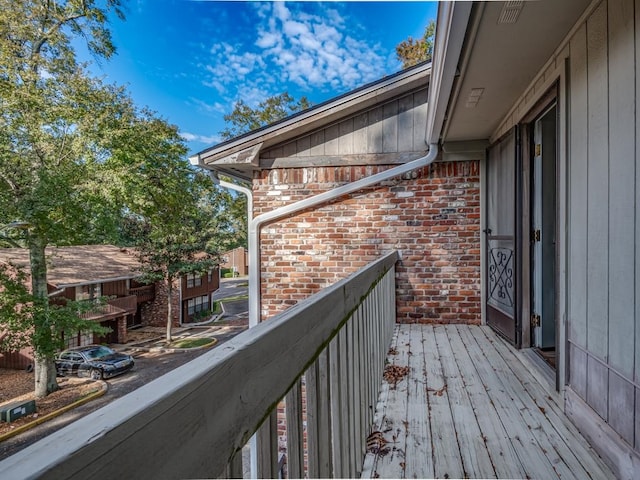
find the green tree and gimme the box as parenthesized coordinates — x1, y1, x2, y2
(199, 185, 247, 253)
(219, 92, 311, 141)
(217, 92, 310, 251)
(0, 0, 128, 397)
(0, 264, 108, 362)
(396, 20, 436, 69)
(130, 173, 218, 342)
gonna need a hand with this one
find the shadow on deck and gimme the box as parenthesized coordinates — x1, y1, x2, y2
(362, 324, 615, 479)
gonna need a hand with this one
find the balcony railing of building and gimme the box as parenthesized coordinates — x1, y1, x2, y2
(0, 251, 399, 479)
(79, 295, 137, 322)
(107, 295, 137, 314)
(129, 284, 155, 303)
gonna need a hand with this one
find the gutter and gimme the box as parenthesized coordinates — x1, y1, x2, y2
(248, 143, 439, 327)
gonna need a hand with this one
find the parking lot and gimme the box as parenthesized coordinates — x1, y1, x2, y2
(0, 277, 249, 460)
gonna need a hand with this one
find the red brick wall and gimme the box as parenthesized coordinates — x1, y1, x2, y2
(253, 161, 481, 324)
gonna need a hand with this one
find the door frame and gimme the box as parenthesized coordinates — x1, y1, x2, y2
(519, 86, 558, 340)
(518, 82, 564, 392)
(484, 79, 566, 392)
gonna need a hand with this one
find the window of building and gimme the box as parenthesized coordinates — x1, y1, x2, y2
(187, 295, 210, 317)
(76, 283, 101, 301)
(186, 273, 202, 288)
(207, 269, 213, 282)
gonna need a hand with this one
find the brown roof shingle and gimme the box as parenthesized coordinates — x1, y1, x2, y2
(0, 245, 142, 287)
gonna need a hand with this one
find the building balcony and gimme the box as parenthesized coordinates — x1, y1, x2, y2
(107, 295, 137, 314)
(129, 284, 155, 303)
(0, 252, 614, 479)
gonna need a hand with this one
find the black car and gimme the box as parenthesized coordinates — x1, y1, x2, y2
(55, 345, 134, 380)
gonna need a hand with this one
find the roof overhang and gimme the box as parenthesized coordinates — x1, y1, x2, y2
(427, 0, 592, 147)
(190, 63, 431, 181)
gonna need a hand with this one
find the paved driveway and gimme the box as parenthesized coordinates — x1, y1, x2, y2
(214, 277, 248, 320)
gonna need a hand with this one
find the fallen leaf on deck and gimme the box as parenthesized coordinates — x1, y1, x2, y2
(427, 384, 447, 396)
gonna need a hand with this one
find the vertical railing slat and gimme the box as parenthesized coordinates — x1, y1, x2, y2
(329, 336, 343, 477)
(353, 309, 363, 476)
(265, 259, 397, 479)
(306, 361, 320, 478)
(223, 450, 243, 479)
(285, 379, 304, 479)
(316, 350, 332, 477)
(347, 317, 357, 477)
(256, 412, 279, 478)
(338, 326, 350, 478)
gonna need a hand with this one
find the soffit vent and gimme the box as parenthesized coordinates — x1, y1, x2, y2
(498, 1, 524, 24)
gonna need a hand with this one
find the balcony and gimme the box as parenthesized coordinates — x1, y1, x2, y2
(0, 252, 614, 479)
(129, 284, 155, 303)
(107, 295, 137, 314)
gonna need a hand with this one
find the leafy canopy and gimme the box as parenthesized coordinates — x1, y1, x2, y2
(219, 92, 311, 141)
(396, 20, 436, 69)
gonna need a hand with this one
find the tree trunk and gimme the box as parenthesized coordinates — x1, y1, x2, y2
(28, 235, 59, 398)
(166, 281, 173, 343)
(34, 356, 58, 399)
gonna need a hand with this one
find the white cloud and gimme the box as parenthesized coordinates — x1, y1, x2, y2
(253, 3, 387, 91)
(199, 2, 389, 106)
(180, 131, 220, 145)
(188, 97, 227, 115)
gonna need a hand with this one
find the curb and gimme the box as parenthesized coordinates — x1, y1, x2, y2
(127, 337, 218, 354)
(0, 380, 108, 443)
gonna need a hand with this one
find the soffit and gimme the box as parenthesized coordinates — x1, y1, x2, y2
(443, 0, 591, 143)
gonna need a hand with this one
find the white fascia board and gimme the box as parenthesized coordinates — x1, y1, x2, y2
(190, 63, 431, 168)
(425, 1, 473, 145)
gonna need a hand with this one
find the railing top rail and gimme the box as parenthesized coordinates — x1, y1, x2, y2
(0, 251, 399, 480)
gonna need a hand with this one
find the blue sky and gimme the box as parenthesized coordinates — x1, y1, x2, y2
(91, 1, 437, 155)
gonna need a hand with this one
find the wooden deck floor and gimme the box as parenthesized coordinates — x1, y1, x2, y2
(361, 324, 615, 479)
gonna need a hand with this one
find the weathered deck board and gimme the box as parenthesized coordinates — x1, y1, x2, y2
(483, 327, 612, 478)
(423, 326, 464, 479)
(370, 323, 411, 477)
(447, 326, 527, 479)
(434, 326, 495, 478)
(404, 323, 433, 478)
(362, 325, 616, 479)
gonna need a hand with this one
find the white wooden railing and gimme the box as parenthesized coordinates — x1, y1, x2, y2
(0, 251, 398, 480)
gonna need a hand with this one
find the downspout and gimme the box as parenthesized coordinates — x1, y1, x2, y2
(208, 170, 253, 304)
(208, 171, 253, 216)
(248, 143, 439, 327)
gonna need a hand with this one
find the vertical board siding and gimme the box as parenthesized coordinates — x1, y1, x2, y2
(397, 94, 415, 152)
(585, 1, 609, 362)
(635, 0, 640, 402)
(413, 89, 429, 151)
(339, 118, 354, 154)
(568, 23, 589, 352)
(564, 0, 639, 455)
(382, 101, 399, 153)
(607, 0, 636, 379)
(608, 371, 635, 445)
(261, 90, 428, 160)
(367, 106, 383, 154)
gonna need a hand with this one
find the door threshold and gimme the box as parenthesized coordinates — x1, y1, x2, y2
(521, 348, 557, 394)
